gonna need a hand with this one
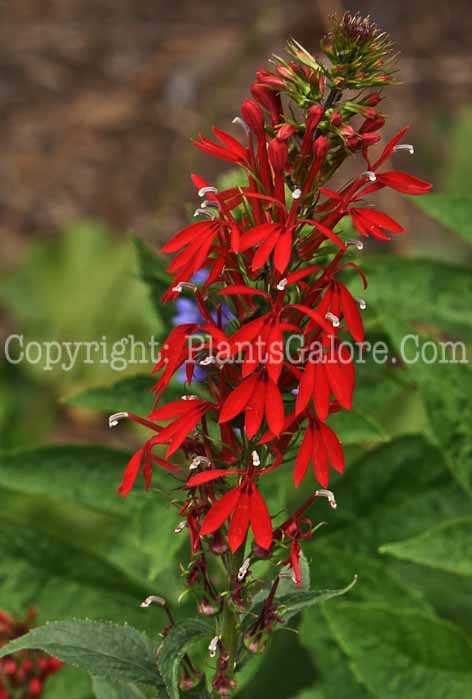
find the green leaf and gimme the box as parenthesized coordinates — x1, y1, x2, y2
(133, 237, 174, 325)
(380, 517, 472, 578)
(66, 374, 156, 415)
(0, 445, 185, 578)
(0, 620, 163, 687)
(276, 576, 357, 622)
(364, 256, 472, 345)
(157, 619, 212, 699)
(316, 436, 469, 554)
(415, 361, 472, 494)
(0, 223, 160, 387)
(414, 194, 472, 243)
(92, 677, 154, 698)
(324, 602, 472, 699)
(300, 610, 372, 699)
(326, 409, 388, 445)
(291, 688, 325, 699)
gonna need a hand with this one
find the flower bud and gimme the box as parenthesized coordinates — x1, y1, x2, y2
(241, 99, 266, 141)
(268, 138, 288, 174)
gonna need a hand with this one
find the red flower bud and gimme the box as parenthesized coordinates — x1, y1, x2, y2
(268, 138, 288, 174)
(277, 123, 297, 140)
(330, 111, 342, 126)
(359, 115, 385, 133)
(241, 99, 266, 141)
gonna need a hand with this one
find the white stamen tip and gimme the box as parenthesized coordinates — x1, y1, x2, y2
(140, 595, 166, 608)
(292, 188, 302, 200)
(315, 489, 337, 509)
(172, 281, 198, 294)
(393, 143, 414, 155)
(362, 170, 377, 182)
(108, 412, 128, 428)
(232, 116, 250, 135)
(277, 278, 288, 291)
(193, 208, 216, 219)
(209, 636, 220, 658)
(356, 298, 367, 310)
(190, 455, 211, 470)
(252, 450, 261, 467)
(237, 557, 252, 581)
(201, 200, 219, 209)
(182, 394, 199, 400)
(174, 521, 187, 534)
(200, 355, 217, 366)
(198, 186, 218, 198)
(325, 312, 340, 328)
(346, 239, 364, 251)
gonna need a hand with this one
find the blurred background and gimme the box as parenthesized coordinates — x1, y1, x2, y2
(0, 3, 471, 698)
(1, 0, 472, 448)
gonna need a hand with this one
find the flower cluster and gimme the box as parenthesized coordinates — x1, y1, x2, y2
(110, 13, 431, 694)
(0, 610, 62, 699)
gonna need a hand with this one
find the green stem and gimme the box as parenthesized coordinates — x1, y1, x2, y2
(220, 545, 246, 688)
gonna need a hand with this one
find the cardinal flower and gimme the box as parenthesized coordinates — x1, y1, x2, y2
(187, 466, 272, 553)
(218, 370, 285, 438)
(293, 416, 344, 487)
(295, 340, 355, 421)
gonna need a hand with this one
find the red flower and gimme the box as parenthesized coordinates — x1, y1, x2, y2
(218, 370, 285, 438)
(293, 417, 344, 487)
(188, 469, 272, 553)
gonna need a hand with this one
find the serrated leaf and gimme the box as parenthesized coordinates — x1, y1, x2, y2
(66, 374, 156, 415)
(0, 620, 163, 687)
(414, 194, 472, 243)
(277, 576, 357, 622)
(380, 517, 472, 577)
(157, 619, 212, 699)
(324, 602, 472, 699)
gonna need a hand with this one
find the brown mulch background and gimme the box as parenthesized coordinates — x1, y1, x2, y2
(1, 0, 472, 266)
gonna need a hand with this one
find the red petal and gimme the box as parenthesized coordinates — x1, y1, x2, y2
(117, 447, 145, 497)
(338, 283, 364, 343)
(220, 286, 270, 299)
(314, 362, 331, 422)
(325, 351, 354, 411)
(187, 468, 242, 487)
(372, 126, 410, 169)
(239, 223, 280, 251)
(250, 486, 273, 550)
(252, 231, 279, 270)
(149, 399, 203, 421)
(265, 378, 285, 436)
(377, 171, 432, 195)
(295, 360, 315, 415)
(162, 221, 217, 253)
(200, 487, 241, 536)
(320, 423, 344, 474)
(213, 127, 247, 160)
(294, 426, 313, 487)
(228, 491, 251, 552)
(245, 384, 266, 438)
(219, 374, 258, 423)
(353, 207, 404, 233)
(274, 230, 293, 273)
(312, 429, 329, 488)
